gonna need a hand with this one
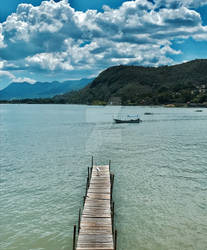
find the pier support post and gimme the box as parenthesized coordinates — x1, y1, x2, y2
(112, 174, 114, 191)
(78, 209, 81, 234)
(110, 174, 114, 205)
(90, 156, 93, 180)
(83, 195, 86, 206)
(91, 156, 93, 167)
(73, 224, 76, 250)
(86, 177, 89, 196)
(114, 230, 117, 250)
(88, 167, 90, 179)
(112, 201, 115, 234)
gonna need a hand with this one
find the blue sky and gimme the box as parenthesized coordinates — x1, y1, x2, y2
(0, 0, 207, 89)
(0, 0, 130, 21)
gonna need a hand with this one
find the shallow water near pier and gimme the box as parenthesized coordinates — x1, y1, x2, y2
(0, 104, 207, 250)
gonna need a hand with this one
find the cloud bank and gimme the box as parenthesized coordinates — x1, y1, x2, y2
(0, 0, 207, 82)
(154, 0, 207, 9)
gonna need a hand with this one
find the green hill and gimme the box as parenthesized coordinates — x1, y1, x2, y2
(54, 59, 207, 106)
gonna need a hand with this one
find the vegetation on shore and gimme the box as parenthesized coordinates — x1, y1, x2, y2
(1, 59, 207, 106)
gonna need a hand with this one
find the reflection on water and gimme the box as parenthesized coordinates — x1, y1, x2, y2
(0, 104, 207, 250)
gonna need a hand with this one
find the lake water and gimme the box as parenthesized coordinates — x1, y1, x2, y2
(0, 104, 206, 250)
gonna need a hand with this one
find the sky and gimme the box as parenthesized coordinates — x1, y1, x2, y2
(1, 0, 207, 89)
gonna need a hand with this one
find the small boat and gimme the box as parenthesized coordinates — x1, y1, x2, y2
(144, 112, 153, 115)
(113, 114, 141, 123)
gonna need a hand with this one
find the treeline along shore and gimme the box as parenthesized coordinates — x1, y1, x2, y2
(2, 59, 207, 107)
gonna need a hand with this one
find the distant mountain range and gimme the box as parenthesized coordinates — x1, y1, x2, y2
(0, 78, 93, 100)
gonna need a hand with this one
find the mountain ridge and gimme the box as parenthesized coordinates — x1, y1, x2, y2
(1, 59, 207, 106)
(0, 78, 93, 100)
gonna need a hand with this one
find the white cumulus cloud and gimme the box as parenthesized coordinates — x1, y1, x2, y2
(0, 24, 6, 48)
(26, 52, 73, 71)
(13, 77, 36, 84)
(0, 70, 14, 79)
(154, 0, 207, 8)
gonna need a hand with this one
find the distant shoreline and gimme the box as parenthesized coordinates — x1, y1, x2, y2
(1, 100, 207, 108)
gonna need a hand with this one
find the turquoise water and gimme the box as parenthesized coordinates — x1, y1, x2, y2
(0, 104, 206, 250)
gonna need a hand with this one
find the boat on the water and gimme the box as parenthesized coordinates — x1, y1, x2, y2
(113, 114, 141, 123)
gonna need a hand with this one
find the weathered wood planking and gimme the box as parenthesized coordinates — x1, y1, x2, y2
(76, 165, 114, 250)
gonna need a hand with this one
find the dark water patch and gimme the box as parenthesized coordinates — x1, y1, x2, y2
(181, 168, 207, 175)
(0, 178, 7, 184)
(4, 167, 18, 172)
(143, 117, 207, 123)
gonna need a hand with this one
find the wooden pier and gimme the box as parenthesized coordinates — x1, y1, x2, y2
(73, 158, 117, 250)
